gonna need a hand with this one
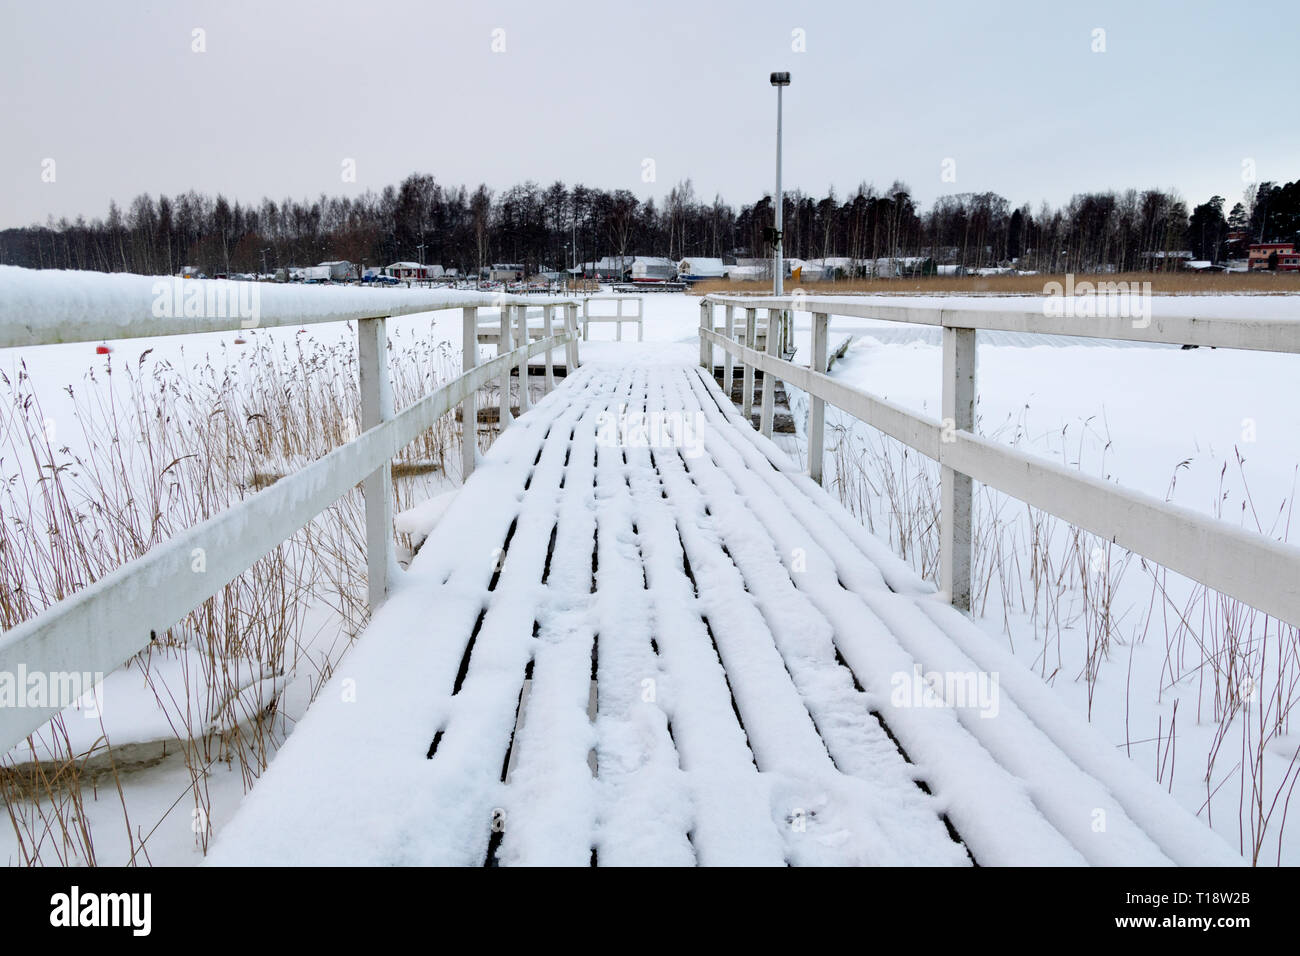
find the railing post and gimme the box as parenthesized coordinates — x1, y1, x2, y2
(699, 299, 711, 369)
(516, 305, 531, 413)
(582, 298, 590, 341)
(358, 316, 394, 610)
(565, 303, 580, 373)
(616, 297, 624, 341)
(809, 312, 829, 484)
(462, 306, 478, 480)
(499, 305, 514, 429)
(941, 325, 976, 611)
(759, 308, 779, 438)
(742, 307, 757, 424)
(723, 304, 735, 405)
(543, 305, 556, 394)
(637, 297, 644, 342)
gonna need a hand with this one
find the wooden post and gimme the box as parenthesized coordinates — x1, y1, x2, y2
(699, 300, 711, 369)
(358, 316, 394, 610)
(616, 297, 624, 342)
(543, 305, 555, 394)
(582, 298, 590, 341)
(809, 312, 829, 484)
(499, 305, 514, 429)
(637, 297, 644, 342)
(941, 325, 976, 612)
(759, 308, 779, 438)
(742, 307, 757, 424)
(566, 303, 580, 373)
(516, 305, 531, 413)
(462, 306, 478, 480)
(723, 304, 735, 404)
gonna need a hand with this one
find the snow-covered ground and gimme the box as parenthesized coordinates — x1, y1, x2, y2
(4, 286, 1299, 864)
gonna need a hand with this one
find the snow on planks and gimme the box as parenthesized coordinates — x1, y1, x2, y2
(207, 361, 1240, 867)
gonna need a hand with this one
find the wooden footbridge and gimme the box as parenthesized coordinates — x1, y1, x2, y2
(3, 271, 1294, 865)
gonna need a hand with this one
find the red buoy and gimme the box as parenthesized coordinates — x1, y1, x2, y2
(95, 344, 111, 355)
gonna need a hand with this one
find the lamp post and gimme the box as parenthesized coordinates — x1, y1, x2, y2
(770, 71, 790, 297)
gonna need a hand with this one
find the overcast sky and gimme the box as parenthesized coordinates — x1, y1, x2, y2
(2, 0, 1295, 228)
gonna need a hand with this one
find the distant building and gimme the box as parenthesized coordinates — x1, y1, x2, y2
(1248, 242, 1299, 272)
(319, 260, 357, 281)
(628, 257, 677, 283)
(485, 263, 525, 282)
(1140, 250, 1194, 272)
(677, 257, 727, 283)
(806, 257, 854, 279)
(385, 261, 442, 280)
(1224, 230, 1251, 259)
(580, 256, 631, 280)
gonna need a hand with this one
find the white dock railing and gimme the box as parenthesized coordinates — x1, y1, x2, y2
(0, 269, 581, 750)
(701, 293, 1300, 626)
(581, 294, 644, 341)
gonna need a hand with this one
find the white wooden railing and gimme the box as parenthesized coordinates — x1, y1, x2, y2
(701, 293, 1300, 626)
(0, 269, 581, 750)
(581, 295, 644, 341)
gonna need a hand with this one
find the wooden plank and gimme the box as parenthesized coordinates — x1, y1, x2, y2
(620, 383, 787, 865)
(419, 371, 609, 865)
(204, 368, 600, 866)
(667, 368, 972, 865)
(589, 367, 695, 865)
(494, 371, 606, 865)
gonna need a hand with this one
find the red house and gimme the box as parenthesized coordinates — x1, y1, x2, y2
(1248, 242, 1299, 271)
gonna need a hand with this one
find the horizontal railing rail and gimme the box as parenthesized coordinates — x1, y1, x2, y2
(581, 294, 644, 342)
(700, 293, 1300, 627)
(0, 267, 575, 348)
(0, 267, 582, 751)
(704, 293, 1300, 353)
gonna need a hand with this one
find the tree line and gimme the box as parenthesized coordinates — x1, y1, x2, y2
(2, 174, 1296, 278)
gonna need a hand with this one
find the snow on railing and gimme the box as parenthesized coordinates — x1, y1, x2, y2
(0, 267, 581, 750)
(701, 293, 1300, 627)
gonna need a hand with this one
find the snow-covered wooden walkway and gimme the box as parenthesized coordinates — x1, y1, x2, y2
(207, 360, 1240, 867)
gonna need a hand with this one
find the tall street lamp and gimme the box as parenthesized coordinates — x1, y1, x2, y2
(770, 71, 790, 297)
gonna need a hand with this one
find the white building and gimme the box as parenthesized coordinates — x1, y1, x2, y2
(384, 262, 442, 280)
(677, 257, 727, 283)
(628, 257, 677, 283)
(485, 263, 525, 282)
(319, 260, 357, 281)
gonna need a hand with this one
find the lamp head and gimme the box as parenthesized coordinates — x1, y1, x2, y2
(770, 71, 790, 87)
